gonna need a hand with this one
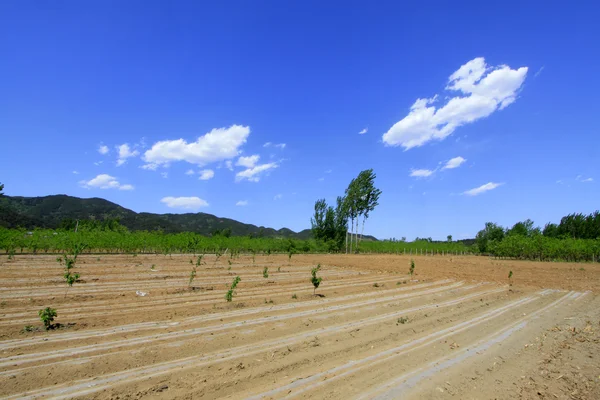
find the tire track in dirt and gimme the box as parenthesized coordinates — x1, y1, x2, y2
(363, 291, 586, 399)
(1, 286, 505, 399)
(0, 275, 414, 326)
(0, 278, 440, 350)
(0, 281, 468, 371)
(244, 289, 564, 399)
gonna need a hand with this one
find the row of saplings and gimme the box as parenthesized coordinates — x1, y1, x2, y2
(33, 245, 324, 331)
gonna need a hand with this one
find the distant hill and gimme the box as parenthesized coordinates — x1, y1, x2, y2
(0, 194, 378, 241)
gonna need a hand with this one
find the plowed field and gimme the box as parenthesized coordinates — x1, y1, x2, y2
(0, 254, 598, 399)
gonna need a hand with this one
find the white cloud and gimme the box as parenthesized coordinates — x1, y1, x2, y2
(98, 145, 109, 155)
(236, 200, 248, 206)
(576, 175, 593, 183)
(72, 170, 79, 175)
(79, 174, 134, 191)
(273, 194, 282, 200)
(94, 161, 103, 166)
(318, 177, 325, 182)
(463, 182, 503, 196)
(140, 163, 159, 171)
(225, 160, 233, 171)
(383, 57, 528, 149)
(235, 162, 278, 182)
(410, 168, 435, 178)
(359, 128, 368, 135)
(325, 169, 332, 174)
(442, 156, 466, 170)
(264, 142, 286, 149)
(144, 125, 250, 166)
(116, 143, 139, 166)
(236, 154, 260, 168)
(198, 169, 215, 180)
(185, 169, 195, 176)
(160, 196, 209, 210)
(161, 172, 168, 179)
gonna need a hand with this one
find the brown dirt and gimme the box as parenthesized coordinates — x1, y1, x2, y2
(0, 254, 598, 399)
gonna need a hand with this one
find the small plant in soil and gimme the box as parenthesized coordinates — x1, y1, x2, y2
(225, 276, 241, 302)
(311, 264, 322, 295)
(508, 270, 513, 286)
(373, 283, 380, 288)
(196, 254, 204, 267)
(292, 294, 298, 299)
(277, 267, 281, 272)
(188, 267, 197, 287)
(263, 267, 269, 278)
(409, 259, 415, 277)
(39, 307, 57, 330)
(251, 250, 256, 264)
(228, 260, 232, 266)
(397, 317, 408, 325)
(151, 264, 156, 271)
(215, 249, 223, 265)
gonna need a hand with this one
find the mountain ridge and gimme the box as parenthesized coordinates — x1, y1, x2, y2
(0, 194, 378, 241)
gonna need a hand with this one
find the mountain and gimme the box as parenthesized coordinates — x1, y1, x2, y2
(0, 194, 377, 241)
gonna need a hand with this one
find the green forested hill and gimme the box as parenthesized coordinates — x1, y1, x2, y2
(0, 194, 318, 239)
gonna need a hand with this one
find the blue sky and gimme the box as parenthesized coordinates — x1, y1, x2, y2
(1, 1, 599, 240)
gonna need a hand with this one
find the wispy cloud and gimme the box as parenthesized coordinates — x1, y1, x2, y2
(576, 175, 593, 183)
(463, 182, 503, 196)
(198, 169, 214, 180)
(236, 200, 248, 206)
(383, 57, 528, 149)
(409, 168, 435, 178)
(185, 169, 195, 176)
(72, 170, 79, 175)
(235, 162, 278, 182)
(98, 145, 109, 155)
(263, 142, 286, 149)
(441, 156, 466, 170)
(359, 128, 368, 135)
(534, 66, 545, 78)
(236, 155, 260, 168)
(160, 172, 168, 179)
(273, 193, 282, 200)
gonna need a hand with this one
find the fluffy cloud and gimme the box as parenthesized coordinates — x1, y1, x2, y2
(160, 196, 209, 210)
(359, 128, 368, 135)
(442, 156, 466, 170)
(463, 182, 503, 196)
(198, 169, 215, 180)
(236, 155, 260, 168)
(79, 174, 134, 190)
(383, 57, 528, 149)
(116, 144, 139, 166)
(98, 145, 109, 155)
(236, 200, 248, 206)
(409, 169, 435, 178)
(144, 125, 250, 166)
(235, 162, 278, 182)
(185, 169, 195, 176)
(263, 142, 286, 149)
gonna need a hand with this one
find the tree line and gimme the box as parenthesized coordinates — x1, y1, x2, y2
(476, 211, 600, 262)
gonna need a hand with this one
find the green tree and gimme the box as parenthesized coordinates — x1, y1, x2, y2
(447, 235, 452, 242)
(476, 222, 505, 253)
(0, 182, 4, 195)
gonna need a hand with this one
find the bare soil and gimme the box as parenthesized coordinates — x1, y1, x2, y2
(0, 254, 598, 399)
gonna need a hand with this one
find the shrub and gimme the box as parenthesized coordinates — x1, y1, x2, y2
(263, 267, 269, 278)
(409, 259, 415, 277)
(39, 307, 57, 330)
(188, 267, 197, 287)
(311, 264, 322, 295)
(225, 276, 241, 302)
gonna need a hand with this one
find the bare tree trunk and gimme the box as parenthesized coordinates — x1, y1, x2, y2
(360, 216, 366, 243)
